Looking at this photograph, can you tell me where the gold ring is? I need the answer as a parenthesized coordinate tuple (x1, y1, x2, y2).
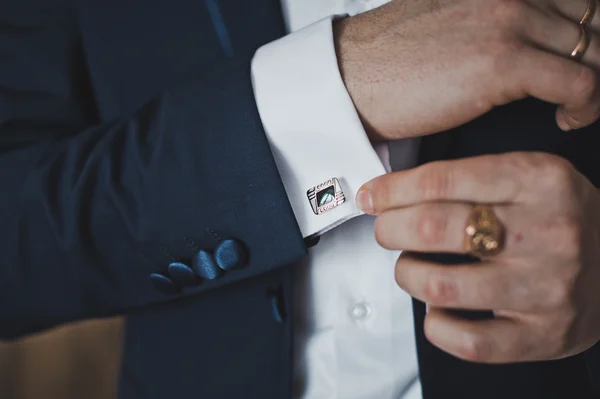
(464, 205, 504, 258)
(571, 26, 592, 61)
(580, 0, 597, 27)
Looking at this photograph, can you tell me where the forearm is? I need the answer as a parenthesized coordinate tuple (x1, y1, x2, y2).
(0, 56, 306, 339)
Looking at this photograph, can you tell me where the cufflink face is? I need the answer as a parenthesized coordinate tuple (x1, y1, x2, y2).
(307, 178, 345, 215)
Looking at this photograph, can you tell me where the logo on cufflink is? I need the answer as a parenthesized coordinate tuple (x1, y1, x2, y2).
(307, 178, 345, 215)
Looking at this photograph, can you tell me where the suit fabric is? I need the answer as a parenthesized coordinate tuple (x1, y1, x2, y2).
(0, 0, 599, 398)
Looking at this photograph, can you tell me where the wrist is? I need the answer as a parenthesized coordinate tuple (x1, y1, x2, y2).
(333, 17, 381, 141)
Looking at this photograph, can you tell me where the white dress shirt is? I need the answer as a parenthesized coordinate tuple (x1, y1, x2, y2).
(251, 1, 422, 398)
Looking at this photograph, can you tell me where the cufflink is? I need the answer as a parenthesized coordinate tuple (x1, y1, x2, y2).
(307, 178, 345, 215)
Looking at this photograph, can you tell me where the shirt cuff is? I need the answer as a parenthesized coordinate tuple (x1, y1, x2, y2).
(251, 16, 386, 238)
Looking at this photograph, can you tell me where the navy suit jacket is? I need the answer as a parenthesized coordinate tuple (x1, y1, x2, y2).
(1, 0, 600, 398)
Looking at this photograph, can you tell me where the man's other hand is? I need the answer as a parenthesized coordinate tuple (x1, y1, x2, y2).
(335, 0, 600, 141)
(359, 152, 600, 363)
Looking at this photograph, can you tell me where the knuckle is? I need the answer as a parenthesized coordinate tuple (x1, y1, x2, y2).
(491, 0, 526, 26)
(424, 275, 458, 304)
(541, 156, 574, 188)
(502, 152, 539, 196)
(415, 208, 448, 245)
(518, 153, 574, 193)
(417, 165, 453, 201)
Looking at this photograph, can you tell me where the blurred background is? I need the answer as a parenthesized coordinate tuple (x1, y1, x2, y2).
(0, 318, 123, 399)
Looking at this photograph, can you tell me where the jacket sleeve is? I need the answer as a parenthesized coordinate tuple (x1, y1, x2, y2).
(0, 56, 307, 339)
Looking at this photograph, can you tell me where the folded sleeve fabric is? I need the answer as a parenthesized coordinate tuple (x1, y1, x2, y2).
(251, 16, 388, 238)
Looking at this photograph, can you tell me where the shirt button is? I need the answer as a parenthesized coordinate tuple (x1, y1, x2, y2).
(350, 302, 371, 320)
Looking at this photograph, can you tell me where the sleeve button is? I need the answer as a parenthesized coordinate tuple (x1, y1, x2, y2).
(192, 250, 222, 280)
(214, 239, 248, 271)
(167, 262, 197, 286)
(149, 273, 180, 295)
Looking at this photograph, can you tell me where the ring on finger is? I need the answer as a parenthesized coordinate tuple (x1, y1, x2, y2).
(580, 0, 597, 28)
(571, 25, 592, 61)
(464, 205, 504, 258)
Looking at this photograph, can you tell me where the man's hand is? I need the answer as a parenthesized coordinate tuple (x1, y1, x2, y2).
(334, 0, 600, 141)
(357, 152, 600, 363)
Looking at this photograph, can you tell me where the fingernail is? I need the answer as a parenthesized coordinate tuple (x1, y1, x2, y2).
(356, 190, 374, 214)
(557, 119, 573, 132)
(557, 108, 573, 132)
